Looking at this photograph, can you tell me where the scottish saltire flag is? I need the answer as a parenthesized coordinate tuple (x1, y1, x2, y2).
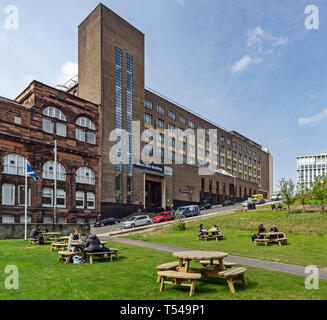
(27, 164, 39, 181)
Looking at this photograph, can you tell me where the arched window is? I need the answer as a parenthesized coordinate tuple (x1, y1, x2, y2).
(42, 107, 67, 137)
(2, 154, 28, 176)
(42, 161, 66, 181)
(76, 117, 96, 144)
(76, 167, 95, 185)
(43, 107, 66, 121)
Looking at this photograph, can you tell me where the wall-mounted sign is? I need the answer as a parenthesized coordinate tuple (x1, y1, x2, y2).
(179, 189, 193, 195)
(134, 162, 173, 176)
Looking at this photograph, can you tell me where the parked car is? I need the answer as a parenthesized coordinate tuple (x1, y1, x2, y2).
(152, 211, 175, 224)
(94, 218, 120, 227)
(175, 205, 200, 218)
(122, 215, 152, 229)
(242, 200, 254, 208)
(255, 199, 266, 205)
(222, 200, 234, 207)
(200, 203, 212, 211)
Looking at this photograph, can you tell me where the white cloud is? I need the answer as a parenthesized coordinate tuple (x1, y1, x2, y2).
(56, 61, 78, 85)
(307, 94, 317, 100)
(299, 108, 327, 126)
(246, 26, 288, 48)
(231, 54, 262, 73)
(176, 0, 185, 7)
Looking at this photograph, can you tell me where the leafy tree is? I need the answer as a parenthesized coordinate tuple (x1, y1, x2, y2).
(296, 184, 309, 213)
(311, 178, 327, 214)
(278, 178, 296, 214)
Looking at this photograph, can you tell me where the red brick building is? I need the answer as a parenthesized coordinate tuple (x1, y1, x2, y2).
(0, 81, 100, 224)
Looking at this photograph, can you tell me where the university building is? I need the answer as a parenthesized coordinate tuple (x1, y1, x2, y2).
(70, 4, 273, 218)
(297, 152, 327, 189)
(0, 82, 100, 224)
(0, 3, 273, 223)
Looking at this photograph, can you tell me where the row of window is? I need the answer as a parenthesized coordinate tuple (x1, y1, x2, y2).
(144, 104, 261, 160)
(1, 215, 96, 225)
(144, 112, 261, 159)
(2, 154, 95, 185)
(42, 107, 96, 144)
(1, 184, 95, 209)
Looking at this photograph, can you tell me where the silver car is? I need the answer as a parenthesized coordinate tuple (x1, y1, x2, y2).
(122, 215, 153, 229)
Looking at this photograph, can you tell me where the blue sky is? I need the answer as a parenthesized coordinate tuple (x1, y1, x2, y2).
(0, 0, 326, 189)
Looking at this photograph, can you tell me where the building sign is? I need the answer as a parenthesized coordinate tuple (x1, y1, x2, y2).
(134, 162, 173, 176)
(179, 189, 193, 195)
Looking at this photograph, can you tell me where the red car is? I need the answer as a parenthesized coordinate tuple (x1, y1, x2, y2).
(152, 211, 175, 223)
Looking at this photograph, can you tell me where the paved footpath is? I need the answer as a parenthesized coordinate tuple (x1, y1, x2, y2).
(102, 236, 327, 280)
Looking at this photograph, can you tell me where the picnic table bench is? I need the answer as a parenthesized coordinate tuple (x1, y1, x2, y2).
(86, 249, 119, 264)
(235, 207, 248, 213)
(29, 238, 40, 245)
(199, 229, 224, 241)
(200, 260, 237, 269)
(256, 232, 288, 246)
(57, 251, 77, 264)
(157, 271, 202, 297)
(51, 242, 68, 251)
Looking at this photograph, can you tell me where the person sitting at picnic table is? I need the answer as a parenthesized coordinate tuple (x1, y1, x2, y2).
(198, 224, 205, 237)
(278, 202, 283, 210)
(82, 234, 103, 258)
(211, 225, 220, 235)
(271, 203, 276, 210)
(270, 225, 279, 233)
(251, 224, 267, 242)
(29, 227, 44, 245)
(68, 229, 83, 252)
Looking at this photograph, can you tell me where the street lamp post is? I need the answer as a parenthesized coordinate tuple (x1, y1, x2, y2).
(54, 140, 57, 224)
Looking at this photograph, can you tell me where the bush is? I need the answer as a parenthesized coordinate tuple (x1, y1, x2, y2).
(173, 213, 186, 232)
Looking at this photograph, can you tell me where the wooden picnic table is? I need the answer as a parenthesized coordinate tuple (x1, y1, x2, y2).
(172, 250, 229, 273)
(58, 236, 70, 244)
(259, 232, 284, 239)
(70, 240, 109, 252)
(257, 232, 288, 246)
(200, 228, 224, 241)
(41, 232, 61, 241)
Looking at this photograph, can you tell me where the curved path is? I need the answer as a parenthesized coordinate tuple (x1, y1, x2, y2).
(101, 236, 327, 280)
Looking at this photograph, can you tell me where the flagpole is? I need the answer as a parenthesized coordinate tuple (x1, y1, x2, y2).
(24, 160, 28, 241)
(54, 139, 57, 224)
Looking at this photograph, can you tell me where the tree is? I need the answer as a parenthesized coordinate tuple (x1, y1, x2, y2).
(278, 178, 296, 215)
(296, 184, 309, 213)
(311, 178, 327, 214)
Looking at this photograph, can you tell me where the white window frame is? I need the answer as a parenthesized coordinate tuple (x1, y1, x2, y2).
(18, 185, 31, 206)
(56, 189, 66, 208)
(42, 161, 66, 181)
(2, 184, 15, 205)
(2, 154, 28, 176)
(2, 215, 14, 224)
(42, 188, 53, 207)
(76, 191, 84, 209)
(86, 192, 95, 209)
(76, 167, 95, 185)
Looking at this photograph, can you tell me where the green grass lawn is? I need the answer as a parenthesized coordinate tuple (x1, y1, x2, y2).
(0, 239, 326, 300)
(125, 210, 327, 268)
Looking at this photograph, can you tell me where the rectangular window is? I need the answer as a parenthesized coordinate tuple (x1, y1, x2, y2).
(42, 188, 53, 207)
(56, 123, 67, 137)
(168, 111, 176, 120)
(18, 186, 31, 206)
(14, 116, 21, 125)
(145, 99, 153, 109)
(157, 133, 165, 145)
(179, 116, 186, 125)
(87, 132, 96, 145)
(157, 119, 164, 129)
(169, 137, 175, 148)
(57, 189, 66, 208)
(20, 215, 31, 224)
(87, 192, 95, 209)
(2, 184, 15, 205)
(43, 119, 54, 134)
(76, 128, 85, 141)
(189, 120, 195, 129)
(2, 215, 14, 224)
(76, 191, 84, 209)
(144, 113, 153, 126)
(157, 105, 165, 115)
(168, 123, 175, 133)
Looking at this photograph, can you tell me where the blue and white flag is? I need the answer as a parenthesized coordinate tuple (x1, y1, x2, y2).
(27, 163, 39, 181)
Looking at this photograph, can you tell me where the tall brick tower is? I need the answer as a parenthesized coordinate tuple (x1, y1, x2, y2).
(78, 4, 145, 216)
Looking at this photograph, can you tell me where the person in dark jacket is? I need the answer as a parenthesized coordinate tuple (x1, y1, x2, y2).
(270, 225, 279, 233)
(211, 225, 220, 236)
(251, 224, 267, 242)
(198, 224, 205, 237)
(29, 227, 44, 244)
(83, 234, 102, 258)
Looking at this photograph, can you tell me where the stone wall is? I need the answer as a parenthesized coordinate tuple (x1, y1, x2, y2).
(0, 224, 91, 240)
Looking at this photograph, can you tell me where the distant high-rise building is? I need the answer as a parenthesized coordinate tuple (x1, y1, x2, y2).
(297, 152, 327, 189)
